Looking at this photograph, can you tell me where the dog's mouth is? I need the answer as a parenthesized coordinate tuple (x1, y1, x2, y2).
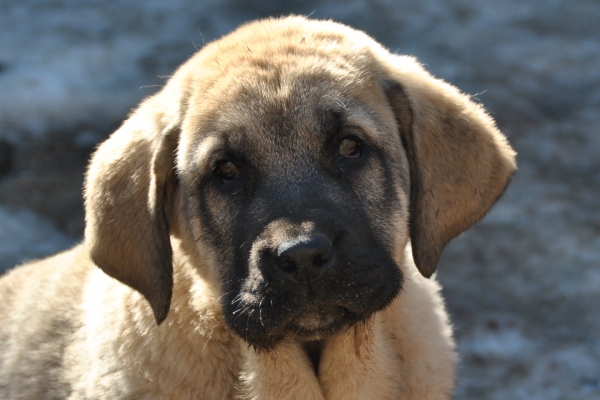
(221, 283, 385, 349)
(287, 305, 361, 340)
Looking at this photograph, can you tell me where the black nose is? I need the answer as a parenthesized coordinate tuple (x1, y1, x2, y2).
(275, 234, 333, 283)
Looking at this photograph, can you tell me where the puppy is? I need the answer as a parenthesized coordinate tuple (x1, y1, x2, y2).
(0, 16, 516, 399)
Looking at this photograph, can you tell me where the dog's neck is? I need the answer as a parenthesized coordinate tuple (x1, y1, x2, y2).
(302, 340, 324, 376)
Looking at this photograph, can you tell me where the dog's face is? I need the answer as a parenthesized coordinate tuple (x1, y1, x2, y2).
(84, 17, 516, 349)
(177, 74, 409, 347)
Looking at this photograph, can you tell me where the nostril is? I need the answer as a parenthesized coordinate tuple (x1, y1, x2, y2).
(274, 234, 333, 282)
(278, 257, 298, 274)
(312, 252, 330, 268)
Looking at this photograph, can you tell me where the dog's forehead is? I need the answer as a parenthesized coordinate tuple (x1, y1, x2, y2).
(186, 74, 397, 161)
(176, 22, 401, 170)
(184, 85, 390, 172)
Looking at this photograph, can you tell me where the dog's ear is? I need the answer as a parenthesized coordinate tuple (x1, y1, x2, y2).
(84, 95, 180, 324)
(383, 56, 517, 278)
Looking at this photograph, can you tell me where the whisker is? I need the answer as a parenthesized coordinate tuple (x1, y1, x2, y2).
(216, 290, 235, 302)
(233, 306, 251, 322)
(231, 293, 244, 305)
(245, 309, 255, 332)
(258, 297, 265, 327)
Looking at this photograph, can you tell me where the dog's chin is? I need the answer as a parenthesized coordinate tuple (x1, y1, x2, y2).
(286, 306, 362, 341)
(224, 265, 403, 350)
(230, 305, 364, 350)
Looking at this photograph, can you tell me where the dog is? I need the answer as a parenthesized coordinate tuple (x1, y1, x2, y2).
(0, 16, 516, 399)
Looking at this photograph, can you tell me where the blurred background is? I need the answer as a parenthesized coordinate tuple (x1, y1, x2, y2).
(1, 0, 599, 398)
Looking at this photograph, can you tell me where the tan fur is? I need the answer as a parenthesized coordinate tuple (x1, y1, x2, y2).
(0, 16, 515, 399)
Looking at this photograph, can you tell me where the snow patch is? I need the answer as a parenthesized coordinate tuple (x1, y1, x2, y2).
(0, 207, 76, 273)
(462, 327, 533, 359)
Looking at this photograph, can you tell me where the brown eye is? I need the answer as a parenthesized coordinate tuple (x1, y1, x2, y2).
(339, 137, 361, 159)
(214, 160, 239, 184)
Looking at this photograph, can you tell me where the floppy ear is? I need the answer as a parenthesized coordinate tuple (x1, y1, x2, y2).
(383, 56, 517, 278)
(84, 95, 179, 324)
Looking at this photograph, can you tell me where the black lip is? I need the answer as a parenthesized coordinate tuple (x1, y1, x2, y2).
(286, 306, 362, 338)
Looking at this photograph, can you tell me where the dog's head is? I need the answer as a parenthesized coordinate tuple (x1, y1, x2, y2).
(84, 17, 516, 349)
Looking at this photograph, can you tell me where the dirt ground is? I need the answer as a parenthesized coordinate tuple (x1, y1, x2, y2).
(1, 1, 599, 398)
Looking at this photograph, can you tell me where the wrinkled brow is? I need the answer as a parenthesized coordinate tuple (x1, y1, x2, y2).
(318, 101, 384, 145)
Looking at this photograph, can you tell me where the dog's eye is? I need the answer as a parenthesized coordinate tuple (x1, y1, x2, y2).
(214, 160, 239, 184)
(339, 137, 361, 159)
